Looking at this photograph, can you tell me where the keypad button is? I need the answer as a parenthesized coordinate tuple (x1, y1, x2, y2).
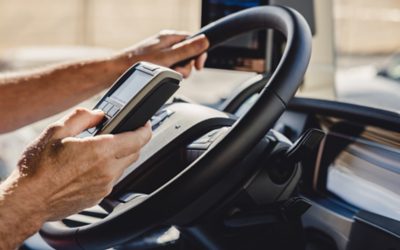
(87, 127, 96, 134)
(103, 103, 113, 113)
(98, 102, 107, 110)
(77, 130, 92, 138)
(108, 106, 119, 117)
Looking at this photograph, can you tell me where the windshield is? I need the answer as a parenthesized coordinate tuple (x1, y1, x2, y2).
(334, 0, 400, 112)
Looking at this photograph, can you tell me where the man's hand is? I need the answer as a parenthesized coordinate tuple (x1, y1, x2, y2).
(118, 30, 209, 78)
(19, 108, 152, 220)
(0, 108, 151, 249)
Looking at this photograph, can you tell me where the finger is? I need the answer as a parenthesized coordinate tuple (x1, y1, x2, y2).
(144, 121, 152, 129)
(195, 52, 208, 70)
(92, 124, 152, 159)
(112, 125, 152, 158)
(111, 152, 141, 184)
(157, 30, 190, 48)
(174, 60, 194, 78)
(162, 34, 209, 66)
(53, 108, 104, 139)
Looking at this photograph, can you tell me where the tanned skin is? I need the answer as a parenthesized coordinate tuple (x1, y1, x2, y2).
(0, 30, 208, 249)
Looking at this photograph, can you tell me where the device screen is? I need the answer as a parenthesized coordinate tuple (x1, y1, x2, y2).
(111, 70, 152, 104)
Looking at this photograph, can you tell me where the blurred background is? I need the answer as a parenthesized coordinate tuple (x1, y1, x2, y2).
(0, 0, 399, 62)
(0, 0, 399, 176)
(0, 0, 200, 51)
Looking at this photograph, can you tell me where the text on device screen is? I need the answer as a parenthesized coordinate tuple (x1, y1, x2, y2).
(111, 70, 152, 104)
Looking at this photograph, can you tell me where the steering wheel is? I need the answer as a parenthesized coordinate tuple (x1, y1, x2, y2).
(41, 5, 311, 249)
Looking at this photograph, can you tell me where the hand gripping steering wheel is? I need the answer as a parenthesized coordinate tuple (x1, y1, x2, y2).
(41, 6, 312, 249)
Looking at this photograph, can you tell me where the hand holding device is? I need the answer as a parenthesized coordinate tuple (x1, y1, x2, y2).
(4, 107, 151, 236)
(79, 62, 183, 137)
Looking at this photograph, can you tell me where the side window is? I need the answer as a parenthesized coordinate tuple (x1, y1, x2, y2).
(334, 0, 400, 112)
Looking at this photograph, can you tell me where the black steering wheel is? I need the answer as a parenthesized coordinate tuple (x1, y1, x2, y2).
(41, 5, 311, 249)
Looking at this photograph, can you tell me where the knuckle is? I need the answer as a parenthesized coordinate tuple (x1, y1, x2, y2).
(73, 107, 89, 116)
(50, 138, 67, 154)
(45, 123, 64, 138)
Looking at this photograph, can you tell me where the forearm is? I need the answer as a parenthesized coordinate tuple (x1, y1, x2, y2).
(0, 171, 46, 249)
(0, 53, 133, 133)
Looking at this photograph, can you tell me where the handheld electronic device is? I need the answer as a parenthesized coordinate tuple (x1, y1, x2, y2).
(79, 62, 182, 137)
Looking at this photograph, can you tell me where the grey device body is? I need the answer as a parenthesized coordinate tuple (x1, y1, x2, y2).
(80, 62, 182, 137)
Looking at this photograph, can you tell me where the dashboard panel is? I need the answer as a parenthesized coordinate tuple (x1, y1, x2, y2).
(269, 97, 400, 250)
(314, 118, 400, 221)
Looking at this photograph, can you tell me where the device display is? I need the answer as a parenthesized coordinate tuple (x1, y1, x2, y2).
(202, 0, 268, 72)
(111, 70, 152, 104)
(79, 62, 182, 137)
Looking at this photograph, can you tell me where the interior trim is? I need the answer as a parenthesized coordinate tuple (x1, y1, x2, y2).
(288, 97, 400, 132)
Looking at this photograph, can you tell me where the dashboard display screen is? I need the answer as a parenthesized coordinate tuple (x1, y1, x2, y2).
(111, 70, 152, 103)
(202, 0, 267, 72)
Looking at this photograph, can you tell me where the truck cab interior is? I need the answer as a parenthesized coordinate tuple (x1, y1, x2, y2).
(0, 0, 398, 250)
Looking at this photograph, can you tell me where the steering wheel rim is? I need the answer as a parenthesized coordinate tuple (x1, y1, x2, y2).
(41, 6, 312, 249)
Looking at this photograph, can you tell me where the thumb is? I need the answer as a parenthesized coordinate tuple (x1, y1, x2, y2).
(56, 108, 104, 138)
(162, 34, 209, 66)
